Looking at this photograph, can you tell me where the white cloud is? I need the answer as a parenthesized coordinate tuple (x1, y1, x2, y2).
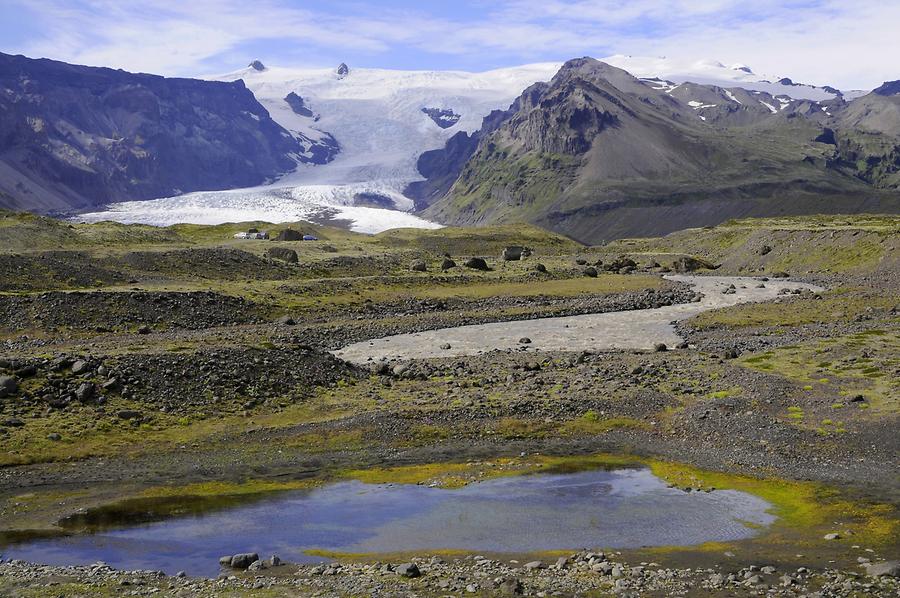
(7, 0, 898, 89)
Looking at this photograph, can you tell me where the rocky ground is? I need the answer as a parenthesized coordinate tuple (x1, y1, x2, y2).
(0, 213, 897, 596)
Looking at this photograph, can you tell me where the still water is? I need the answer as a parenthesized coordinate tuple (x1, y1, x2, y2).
(5, 467, 775, 577)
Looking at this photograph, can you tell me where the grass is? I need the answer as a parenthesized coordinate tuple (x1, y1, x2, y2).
(738, 329, 899, 413)
(689, 290, 897, 330)
(647, 460, 899, 546)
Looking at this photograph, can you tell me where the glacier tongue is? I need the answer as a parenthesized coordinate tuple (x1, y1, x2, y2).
(79, 62, 563, 232)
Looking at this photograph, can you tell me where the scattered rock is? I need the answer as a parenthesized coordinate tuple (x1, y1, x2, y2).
(75, 382, 95, 402)
(71, 360, 90, 375)
(865, 561, 900, 578)
(502, 246, 526, 261)
(464, 257, 489, 271)
(410, 260, 428, 272)
(518, 337, 532, 345)
(498, 577, 523, 595)
(523, 561, 545, 570)
(230, 553, 260, 569)
(532, 263, 547, 273)
(276, 315, 296, 326)
(395, 563, 420, 578)
(440, 258, 456, 270)
(0, 375, 17, 398)
(654, 343, 668, 352)
(582, 266, 598, 278)
(823, 533, 841, 540)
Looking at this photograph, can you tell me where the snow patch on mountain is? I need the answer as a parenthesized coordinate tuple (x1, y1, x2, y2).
(603, 54, 851, 101)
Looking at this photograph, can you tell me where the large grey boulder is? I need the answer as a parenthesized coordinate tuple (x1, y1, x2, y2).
(866, 561, 900, 578)
(395, 562, 421, 578)
(230, 553, 260, 569)
(502, 246, 525, 261)
(268, 247, 299, 263)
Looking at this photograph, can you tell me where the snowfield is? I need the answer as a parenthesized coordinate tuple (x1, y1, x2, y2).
(80, 56, 866, 233)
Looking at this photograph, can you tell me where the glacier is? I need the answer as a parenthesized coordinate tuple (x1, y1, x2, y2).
(80, 56, 865, 233)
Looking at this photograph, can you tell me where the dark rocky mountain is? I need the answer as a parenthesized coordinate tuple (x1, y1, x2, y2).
(418, 58, 900, 243)
(284, 92, 315, 118)
(421, 107, 461, 129)
(0, 52, 303, 213)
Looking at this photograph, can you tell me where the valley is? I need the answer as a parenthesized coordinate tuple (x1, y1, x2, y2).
(0, 211, 897, 596)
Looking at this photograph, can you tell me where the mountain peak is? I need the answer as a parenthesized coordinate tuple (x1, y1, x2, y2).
(872, 80, 900, 96)
(248, 60, 266, 72)
(336, 63, 350, 79)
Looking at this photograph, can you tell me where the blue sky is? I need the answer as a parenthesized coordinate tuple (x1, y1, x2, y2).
(1, 0, 897, 88)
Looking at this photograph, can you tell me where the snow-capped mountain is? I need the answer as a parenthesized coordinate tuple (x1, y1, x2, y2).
(601, 55, 863, 101)
(77, 56, 872, 233)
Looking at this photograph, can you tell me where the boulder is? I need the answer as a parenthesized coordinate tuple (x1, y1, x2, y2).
(267, 247, 299, 263)
(532, 263, 547, 273)
(395, 563, 421, 578)
(71, 360, 90, 375)
(498, 578, 523, 595)
(276, 315, 296, 326)
(672, 256, 715, 272)
(275, 229, 303, 241)
(75, 382, 95, 402)
(440, 258, 456, 270)
(230, 553, 260, 569)
(582, 266, 598, 278)
(410, 259, 428, 272)
(464, 257, 490, 271)
(865, 561, 900, 578)
(502, 246, 525, 261)
(654, 343, 668, 352)
(0, 375, 17, 398)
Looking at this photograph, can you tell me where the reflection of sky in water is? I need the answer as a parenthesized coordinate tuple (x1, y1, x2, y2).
(5, 468, 775, 577)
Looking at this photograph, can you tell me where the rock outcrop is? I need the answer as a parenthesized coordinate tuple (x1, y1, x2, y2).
(0, 52, 303, 213)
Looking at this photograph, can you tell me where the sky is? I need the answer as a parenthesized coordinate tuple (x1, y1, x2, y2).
(1, 0, 897, 89)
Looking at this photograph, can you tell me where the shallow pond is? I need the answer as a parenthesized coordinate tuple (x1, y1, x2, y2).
(4, 467, 776, 577)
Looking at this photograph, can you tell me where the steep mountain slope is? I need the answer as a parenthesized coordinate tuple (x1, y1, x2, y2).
(422, 58, 900, 243)
(829, 82, 900, 189)
(0, 53, 306, 213)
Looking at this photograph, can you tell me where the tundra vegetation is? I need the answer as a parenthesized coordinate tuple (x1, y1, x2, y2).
(0, 210, 897, 596)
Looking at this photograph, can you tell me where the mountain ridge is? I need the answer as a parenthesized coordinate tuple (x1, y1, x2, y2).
(419, 58, 900, 243)
(0, 52, 306, 213)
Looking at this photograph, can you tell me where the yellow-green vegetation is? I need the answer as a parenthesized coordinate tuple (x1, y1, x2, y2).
(689, 289, 898, 330)
(560, 413, 649, 435)
(739, 329, 899, 413)
(139, 479, 319, 500)
(648, 460, 899, 547)
(602, 214, 900, 276)
(0, 390, 356, 467)
(341, 454, 641, 489)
